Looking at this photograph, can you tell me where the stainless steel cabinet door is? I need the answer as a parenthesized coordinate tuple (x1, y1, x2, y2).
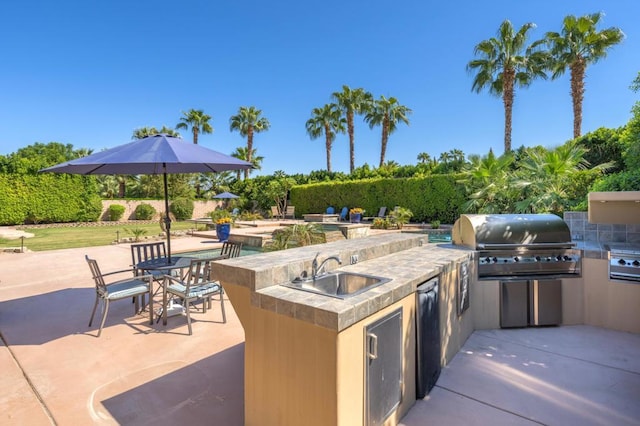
(365, 307, 403, 426)
(500, 280, 529, 328)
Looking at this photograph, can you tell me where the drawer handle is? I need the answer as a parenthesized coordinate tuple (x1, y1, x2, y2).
(366, 332, 378, 360)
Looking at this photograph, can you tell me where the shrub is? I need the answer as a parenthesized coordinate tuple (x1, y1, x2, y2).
(134, 203, 156, 220)
(431, 220, 441, 229)
(239, 211, 264, 221)
(210, 209, 232, 223)
(265, 223, 325, 251)
(126, 227, 147, 242)
(108, 204, 126, 221)
(170, 198, 194, 220)
(389, 207, 413, 229)
(372, 218, 391, 229)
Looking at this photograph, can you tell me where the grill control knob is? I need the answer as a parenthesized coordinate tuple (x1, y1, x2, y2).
(556, 255, 563, 261)
(563, 255, 572, 261)
(618, 258, 627, 265)
(546, 257, 552, 262)
(535, 256, 541, 262)
(633, 260, 640, 267)
(484, 257, 491, 263)
(492, 257, 498, 263)
(513, 256, 520, 262)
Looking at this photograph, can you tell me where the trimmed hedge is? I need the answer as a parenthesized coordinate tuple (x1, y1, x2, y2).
(0, 173, 102, 225)
(170, 198, 194, 220)
(290, 175, 466, 224)
(108, 204, 126, 221)
(134, 203, 157, 220)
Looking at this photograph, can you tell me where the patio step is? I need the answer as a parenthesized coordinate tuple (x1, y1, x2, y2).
(324, 230, 346, 243)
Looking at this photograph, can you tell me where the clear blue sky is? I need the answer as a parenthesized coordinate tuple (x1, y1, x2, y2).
(1, 1, 638, 176)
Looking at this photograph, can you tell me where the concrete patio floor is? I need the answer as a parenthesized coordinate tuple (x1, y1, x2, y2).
(1, 232, 639, 425)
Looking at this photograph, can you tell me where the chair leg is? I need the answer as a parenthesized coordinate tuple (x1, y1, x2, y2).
(185, 298, 193, 335)
(134, 295, 140, 313)
(97, 300, 110, 337)
(88, 295, 100, 327)
(220, 291, 226, 323)
(148, 290, 153, 325)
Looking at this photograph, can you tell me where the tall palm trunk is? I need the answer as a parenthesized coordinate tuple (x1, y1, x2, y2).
(324, 123, 332, 172)
(118, 177, 126, 198)
(502, 67, 515, 153)
(570, 57, 586, 139)
(192, 128, 199, 145)
(245, 127, 254, 180)
(379, 115, 390, 167)
(347, 110, 355, 173)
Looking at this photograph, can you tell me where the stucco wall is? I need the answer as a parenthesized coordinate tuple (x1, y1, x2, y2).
(100, 200, 223, 221)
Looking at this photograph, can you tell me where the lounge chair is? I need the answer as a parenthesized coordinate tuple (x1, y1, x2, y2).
(270, 206, 281, 219)
(364, 207, 387, 221)
(338, 207, 349, 221)
(285, 205, 295, 219)
(326, 206, 335, 214)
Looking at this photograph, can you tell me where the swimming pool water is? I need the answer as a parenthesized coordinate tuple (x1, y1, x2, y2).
(182, 246, 263, 259)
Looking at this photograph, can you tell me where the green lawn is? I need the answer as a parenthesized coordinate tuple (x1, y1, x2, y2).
(0, 222, 197, 251)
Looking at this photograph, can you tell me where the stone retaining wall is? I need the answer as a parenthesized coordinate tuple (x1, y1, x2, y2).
(16, 200, 223, 229)
(100, 199, 222, 221)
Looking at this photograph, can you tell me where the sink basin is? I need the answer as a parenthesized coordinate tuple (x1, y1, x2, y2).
(283, 272, 390, 299)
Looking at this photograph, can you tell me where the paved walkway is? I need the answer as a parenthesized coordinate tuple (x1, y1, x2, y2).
(1, 232, 639, 425)
(0, 226, 34, 240)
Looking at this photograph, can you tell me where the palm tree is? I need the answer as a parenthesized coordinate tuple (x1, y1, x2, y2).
(176, 109, 213, 144)
(73, 148, 94, 158)
(458, 149, 515, 213)
(305, 103, 346, 172)
(467, 20, 548, 152)
(546, 13, 624, 139)
(132, 126, 181, 139)
(229, 106, 270, 179)
(364, 96, 412, 167)
(331, 86, 373, 173)
(231, 146, 263, 180)
(513, 141, 612, 214)
(416, 152, 432, 164)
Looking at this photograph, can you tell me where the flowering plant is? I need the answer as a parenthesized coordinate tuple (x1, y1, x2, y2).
(349, 208, 364, 214)
(216, 217, 232, 225)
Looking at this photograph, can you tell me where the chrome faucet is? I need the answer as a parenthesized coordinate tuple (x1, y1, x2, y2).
(312, 252, 342, 280)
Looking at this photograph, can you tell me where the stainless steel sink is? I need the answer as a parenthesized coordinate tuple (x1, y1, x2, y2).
(282, 272, 390, 299)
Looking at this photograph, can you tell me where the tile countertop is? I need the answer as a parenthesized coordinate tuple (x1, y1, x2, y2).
(574, 241, 618, 259)
(214, 233, 473, 332)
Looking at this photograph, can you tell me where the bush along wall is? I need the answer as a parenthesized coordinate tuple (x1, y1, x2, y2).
(0, 173, 102, 225)
(290, 174, 466, 224)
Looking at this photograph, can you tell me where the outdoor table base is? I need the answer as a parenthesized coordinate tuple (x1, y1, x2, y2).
(136, 256, 192, 325)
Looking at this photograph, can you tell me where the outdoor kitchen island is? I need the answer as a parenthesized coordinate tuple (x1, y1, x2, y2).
(211, 233, 476, 426)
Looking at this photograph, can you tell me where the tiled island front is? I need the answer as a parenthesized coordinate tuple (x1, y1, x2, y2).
(212, 234, 475, 426)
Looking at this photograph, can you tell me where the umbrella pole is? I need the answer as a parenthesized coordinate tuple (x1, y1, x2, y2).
(163, 167, 172, 263)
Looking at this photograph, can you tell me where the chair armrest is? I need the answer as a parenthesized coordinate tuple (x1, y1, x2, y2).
(106, 274, 153, 288)
(101, 268, 136, 278)
(211, 254, 230, 261)
(163, 274, 183, 285)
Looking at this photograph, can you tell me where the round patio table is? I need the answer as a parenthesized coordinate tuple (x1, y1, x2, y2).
(136, 256, 194, 322)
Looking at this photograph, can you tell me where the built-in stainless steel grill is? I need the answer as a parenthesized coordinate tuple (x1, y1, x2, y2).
(607, 244, 640, 283)
(452, 214, 582, 281)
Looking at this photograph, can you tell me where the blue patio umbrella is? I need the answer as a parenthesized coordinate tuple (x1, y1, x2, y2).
(41, 134, 252, 261)
(213, 191, 240, 199)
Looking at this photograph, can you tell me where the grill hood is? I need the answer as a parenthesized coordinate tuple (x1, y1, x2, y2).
(452, 214, 572, 249)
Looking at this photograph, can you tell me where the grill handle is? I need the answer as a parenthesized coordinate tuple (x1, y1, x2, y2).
(477, 242, 575, 250)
